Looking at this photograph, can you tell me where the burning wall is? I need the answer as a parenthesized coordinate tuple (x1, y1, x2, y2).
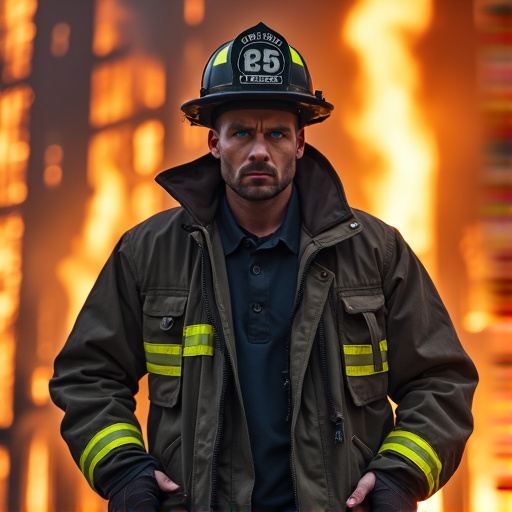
(0, 1, 501, 511)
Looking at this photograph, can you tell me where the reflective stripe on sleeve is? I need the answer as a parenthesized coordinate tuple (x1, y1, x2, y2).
(144, 342, 182, 376)
(344, 339, 388, 376)
(378, 430, 442, 496)
(183, 324, 214, 357)
(79, 423, 145, 491)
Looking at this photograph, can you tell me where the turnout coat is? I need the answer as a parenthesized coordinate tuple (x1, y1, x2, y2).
(50, 144, 478, 511)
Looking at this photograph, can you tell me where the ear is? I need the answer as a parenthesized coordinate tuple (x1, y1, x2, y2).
(295, 128, 306, 159)
(208, 129, 221, 159)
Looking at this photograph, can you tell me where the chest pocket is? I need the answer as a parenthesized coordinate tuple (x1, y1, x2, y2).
(338, 291, 388, 406)
(143, 291, 214, 407)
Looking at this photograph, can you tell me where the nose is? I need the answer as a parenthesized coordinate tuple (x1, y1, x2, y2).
(248, 135, 270, 162)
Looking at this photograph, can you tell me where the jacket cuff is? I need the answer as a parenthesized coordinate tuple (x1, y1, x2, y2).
(104, 459, 156, 499)
(372, 470, 418, 505)
(367, 452, 428, 501)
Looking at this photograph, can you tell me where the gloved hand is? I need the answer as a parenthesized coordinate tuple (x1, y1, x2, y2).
(367, 476, 417, 512)
(108, 474, 164, 512)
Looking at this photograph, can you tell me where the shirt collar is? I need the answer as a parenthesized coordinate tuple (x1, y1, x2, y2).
(217, 186, 301, 256)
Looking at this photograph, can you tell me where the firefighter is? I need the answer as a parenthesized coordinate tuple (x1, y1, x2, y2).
(50, 22, 478, 512)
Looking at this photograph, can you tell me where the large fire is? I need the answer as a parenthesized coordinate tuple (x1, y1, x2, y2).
(0, 0, 505, 510)
(342, 0, 439, 509)
(342, 0, 438, 273)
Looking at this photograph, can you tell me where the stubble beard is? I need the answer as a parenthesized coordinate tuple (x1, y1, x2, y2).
(221, 158, 296, 201)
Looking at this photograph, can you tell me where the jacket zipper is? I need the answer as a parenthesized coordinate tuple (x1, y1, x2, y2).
(284, 246, 321, 422)
(318, 318, 345, 443)
(284, 245, 321, 509)
(183, 224, 229, 506)
(284, 223, 359, 421)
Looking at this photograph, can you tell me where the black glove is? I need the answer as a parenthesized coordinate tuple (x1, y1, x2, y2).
(108, 474, 164, 512)
(367, 476, 417, 512)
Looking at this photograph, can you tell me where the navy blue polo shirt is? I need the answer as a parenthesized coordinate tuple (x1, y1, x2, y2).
(217, 187, 300, 511)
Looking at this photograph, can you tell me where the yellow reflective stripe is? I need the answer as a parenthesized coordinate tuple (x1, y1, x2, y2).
(183, 324, 214, 357)
(184, 345, 214, 356)
(213, 45, 230, 66)
(143, 342, 182, 355)
(87, 436, 144, 491)
(79, 423, 144, 490)
(379, 431, 442, 495)
(144, 326, 214, 375)
(146, 361, 181, 376)
(144, 342, 182, 375)
(344, 339, 387, 355)
(345, 361, 388, 376)
(344, 340, 388, 376)
(289, 46, 304, 66)
(183, 324, 214, 338)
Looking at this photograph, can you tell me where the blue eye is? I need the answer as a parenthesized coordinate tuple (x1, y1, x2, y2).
(270, 131, 283, 138)
(235, 130, 248, 137)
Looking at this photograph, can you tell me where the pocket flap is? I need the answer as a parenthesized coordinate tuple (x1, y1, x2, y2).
(340, 293, 384, 313)
(143, 293, 188, 317)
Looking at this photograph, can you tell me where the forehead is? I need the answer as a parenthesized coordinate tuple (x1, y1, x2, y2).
(215, 108, 298, 129)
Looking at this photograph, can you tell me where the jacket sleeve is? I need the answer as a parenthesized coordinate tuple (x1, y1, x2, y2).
(49, 232, 156, 498)
(366, 227, 478, 500)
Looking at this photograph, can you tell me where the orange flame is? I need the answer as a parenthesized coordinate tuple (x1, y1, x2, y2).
(342, 0, 438, 273)
(57, 128, 130, 332)
(0, 0, 38, 83)
(0, 85, 33, 206)
(343, 1, 441, 510)
(25, 435, 49, 512)
(0, 213, 24, 428)
(184, 0, 204, 26)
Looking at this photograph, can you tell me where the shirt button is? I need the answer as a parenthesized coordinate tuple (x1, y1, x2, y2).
(244, 238, 252, 248)
(252, 265, 261, 275)
(252, 303, 262, 313)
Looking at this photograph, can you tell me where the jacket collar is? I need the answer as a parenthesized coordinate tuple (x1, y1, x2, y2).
(155, 143, 354, 238)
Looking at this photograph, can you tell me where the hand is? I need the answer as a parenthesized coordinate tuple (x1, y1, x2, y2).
(108, 474, 164, 512)
(346, 471, 376, 510)
(108, 470, 180, 512)
(365, 475, 417, 512)
(155, 470, 179, 493)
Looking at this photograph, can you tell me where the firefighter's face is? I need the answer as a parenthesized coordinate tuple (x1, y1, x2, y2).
(208, 109, 305, 201)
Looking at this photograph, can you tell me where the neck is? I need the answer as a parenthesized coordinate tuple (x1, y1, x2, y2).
(225, 184, 292, 237)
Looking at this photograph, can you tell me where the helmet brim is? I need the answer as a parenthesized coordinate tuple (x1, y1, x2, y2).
(181, 90, 334, 128)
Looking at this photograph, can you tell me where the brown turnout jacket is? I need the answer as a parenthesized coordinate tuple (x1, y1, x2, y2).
(50, 144, 478, 511)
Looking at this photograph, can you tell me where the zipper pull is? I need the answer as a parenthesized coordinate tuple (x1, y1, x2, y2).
(332, 413, 344, 444)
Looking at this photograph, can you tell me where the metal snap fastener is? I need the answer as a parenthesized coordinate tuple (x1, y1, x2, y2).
(252, 265, 261, 275)
(160, 316, 174, 331)
(252, 303, 262, 313)
(349, 221, 359, 230)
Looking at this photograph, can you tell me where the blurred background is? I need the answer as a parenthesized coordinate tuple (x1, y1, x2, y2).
(0, 0, 510, 510)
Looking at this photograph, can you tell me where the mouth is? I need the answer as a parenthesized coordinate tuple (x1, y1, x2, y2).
(241, 163, 276, 179)
(244, 171, 272, 178)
